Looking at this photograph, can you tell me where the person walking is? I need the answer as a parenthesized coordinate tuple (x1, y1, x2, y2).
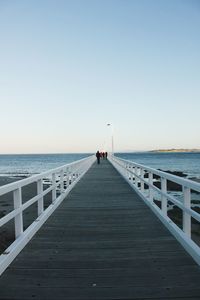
(96, 150, 101, 164)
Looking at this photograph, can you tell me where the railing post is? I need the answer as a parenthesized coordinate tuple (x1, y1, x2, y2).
(72, 173, 76, 183)
(132, 166, 135, 184)
(52, 173, 56, 203)
(68, 167, 72, 185)
(65, 168, 69, 187)
(60, 169, 64, 193)
(64, 167, 69, 189)
(124, 164, 127, 178)
(137, 167, 141, 190)
(13, 188, 23, 238)
(37, 179, 44, 216)
(131, 166, 134, 183)
(135, 167, 138, 187)
(183, 187, 191, 238)
(126, 165, 129, 179)
(128, 165, 132, 181)
(149, 172, 153, 202)
(161, 177, 167, 216)
(140, 168, 144, 193)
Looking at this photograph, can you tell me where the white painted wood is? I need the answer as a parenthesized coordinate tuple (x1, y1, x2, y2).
(183, 186, 191, 238)
(161, 177, 167, 216)
(13, 188, 23, 239)
(140, 168, 144, 192)
(52, 173, 56, 203)
(149, 173, 153, 202)
(135, 167, 138, 187)
(60, 170, 64, 193)
(37, 179, 44, 216)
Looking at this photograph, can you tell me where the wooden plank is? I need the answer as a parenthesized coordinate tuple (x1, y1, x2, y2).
(0, 285, 200, 299)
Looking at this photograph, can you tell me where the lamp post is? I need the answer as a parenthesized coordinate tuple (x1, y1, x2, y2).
(107, 123, 114, 154)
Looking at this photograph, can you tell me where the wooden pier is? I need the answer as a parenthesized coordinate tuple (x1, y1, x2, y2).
(0, 159, 200, 299)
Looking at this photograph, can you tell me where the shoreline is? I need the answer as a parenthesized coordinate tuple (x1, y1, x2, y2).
(150, 149, 200, 153)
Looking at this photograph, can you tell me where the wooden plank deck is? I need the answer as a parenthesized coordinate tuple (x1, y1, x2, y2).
(0, 159, 200, 299)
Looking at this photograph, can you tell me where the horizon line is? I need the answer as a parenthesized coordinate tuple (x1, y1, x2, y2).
(0, 148, 199, 155)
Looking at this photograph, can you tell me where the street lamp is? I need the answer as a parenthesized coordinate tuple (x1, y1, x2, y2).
(107, 123, 114, 154)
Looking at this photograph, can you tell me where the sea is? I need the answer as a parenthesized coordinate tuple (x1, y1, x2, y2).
(116, 152, 200, 179)
(0, 153, 91, 177)
(0, 152, 199, 179)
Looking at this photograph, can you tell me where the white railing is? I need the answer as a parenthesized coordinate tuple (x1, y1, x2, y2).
(0, 155, 95, 275)
(109, 155, 200, 266)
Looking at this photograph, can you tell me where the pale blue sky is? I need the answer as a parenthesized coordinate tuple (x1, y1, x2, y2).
(0, 0, 199, 153)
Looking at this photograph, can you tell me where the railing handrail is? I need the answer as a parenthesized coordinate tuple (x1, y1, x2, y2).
(114, 156, 200, 192)
(0, 155, 94, 196)
(109, 154, 200, 266)
(0, 154, 95, 275)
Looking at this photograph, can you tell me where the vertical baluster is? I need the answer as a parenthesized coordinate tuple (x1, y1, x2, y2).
(126, 165, 129, 179)
(183, 186, 191, 238)
(129, 165, 131, 181)
(149, 172, 153, 202)
(128, 165, 130, 179)
(132, 166, 135, 184)
(72, 172, 76, 183)
(71, 167, 74, 184)
(64, 168, 67, 189)
(137, 167, 141, 190)
(52, 173, 56, 203)
(65, 168, 69, 187)
(135, 167, 138, 188)
(141, 168, 144, 193)
(161, 177, 167, 215)
(66, 167, 70, 185)
(37, 179, 44, 216)
(60, 169, 64, 193)
(13, 188, 23, 238)
(131, 166, 134, 183)
(123, 163, 126, 178)
(69, 167, 72, 184)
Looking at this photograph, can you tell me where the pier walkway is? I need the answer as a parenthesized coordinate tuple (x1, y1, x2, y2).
(1, 160, 200, 299)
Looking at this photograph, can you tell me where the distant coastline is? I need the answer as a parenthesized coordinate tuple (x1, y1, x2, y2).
(150, 149, 200, 153)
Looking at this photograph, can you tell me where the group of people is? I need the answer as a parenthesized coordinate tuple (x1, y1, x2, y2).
(96, 151, 108, 164)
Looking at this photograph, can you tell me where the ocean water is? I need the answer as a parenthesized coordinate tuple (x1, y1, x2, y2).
(0, 153, 92, 176)
(117, 152, 200, 203)
(117, 152, 200, 178)
(0, 152, 199, 179)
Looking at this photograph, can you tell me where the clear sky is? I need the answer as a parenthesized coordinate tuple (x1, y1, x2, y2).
(0, 0, 199, 154)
